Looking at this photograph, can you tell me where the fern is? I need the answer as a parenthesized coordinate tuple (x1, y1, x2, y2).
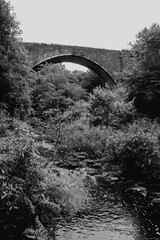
(23, 227, 36, 239)
(34, 216, 48, 240)
(23, 216, 49, 240)
(41, 198, 60, 212)
(24, 196, 36, 216)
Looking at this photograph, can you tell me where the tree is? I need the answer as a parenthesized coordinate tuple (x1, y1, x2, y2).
(125, 23, 160, 117)
(32, 63, 88, 118)
(0, 0, 32, 119)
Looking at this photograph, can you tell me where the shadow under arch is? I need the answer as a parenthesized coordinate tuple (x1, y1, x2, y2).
(33, 54, 117, 87)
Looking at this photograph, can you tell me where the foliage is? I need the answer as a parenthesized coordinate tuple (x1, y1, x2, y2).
(2, 5, 160, 237)
(0, 122, 40, 238)
(61, 119, 122, 161)
(115, 118, 160, 181)
(0, 103, 10, 136)
(0, 180, 36, 239)
(41, 167, 90, 220)
(60, 117, 160, 182)
(0, 117, 92, 239)
(125, 23, 160, 117)
(0, 0, 33, 119)
(22, 216, 49, 240)
(88, 86, 111, 126)
(32, 63, 87, 118)
(62, 100, 89, 123)
(88, 85, 135, 127)
(74, 69, 106, 93)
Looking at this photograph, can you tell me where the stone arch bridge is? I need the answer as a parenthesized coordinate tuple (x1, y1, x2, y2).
(24, 42, 130, 86)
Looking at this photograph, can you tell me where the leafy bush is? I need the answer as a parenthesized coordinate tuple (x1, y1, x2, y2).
(61, 120, 119, 159)
(0, 126, 42, 238)
(124, 23, 160, 117)
(116, 119, 160, 181)
(0, 117, 92, 239)
(60, 117, 160, 183)
(88, 87, 111, 126)
(88, 85, 135, 127)
(62, 100, 89, 123)
(0, 178, 36, 239)
(40, 167, 90, 220)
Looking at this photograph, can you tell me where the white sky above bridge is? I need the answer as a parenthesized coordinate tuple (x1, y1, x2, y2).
(8, 0, 160, 71)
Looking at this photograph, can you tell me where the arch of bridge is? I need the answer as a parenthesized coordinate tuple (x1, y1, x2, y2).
(33, 54, 117, 87)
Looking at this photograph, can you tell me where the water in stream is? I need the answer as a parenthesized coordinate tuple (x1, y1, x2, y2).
(54, 189, 147, 240)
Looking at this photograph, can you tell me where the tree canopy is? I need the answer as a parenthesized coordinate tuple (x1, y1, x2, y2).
(126, 23, 160, 117)
(0, 0, 32, 118)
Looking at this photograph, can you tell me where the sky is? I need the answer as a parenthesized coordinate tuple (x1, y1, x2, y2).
(8, 0, 160, 70)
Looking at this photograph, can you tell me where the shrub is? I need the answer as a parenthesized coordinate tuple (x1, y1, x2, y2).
(61, 120, 121, 160)
(117, 119, 160, 182)
(62, 100, 89, 123)
(61, 117, 160, 184)
(40, 167, 90, 220)
(88, 85, 135, 127)
(0, 117, 92, 238)
(0, 123, 44, 238)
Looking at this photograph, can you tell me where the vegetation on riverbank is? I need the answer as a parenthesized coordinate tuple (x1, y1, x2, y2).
(1, 0, 160, 239)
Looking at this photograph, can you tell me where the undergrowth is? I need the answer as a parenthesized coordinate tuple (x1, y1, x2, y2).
(0, 117, 91, 239)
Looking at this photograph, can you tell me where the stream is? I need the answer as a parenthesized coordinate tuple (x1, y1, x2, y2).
(54, 188, 149, 240)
